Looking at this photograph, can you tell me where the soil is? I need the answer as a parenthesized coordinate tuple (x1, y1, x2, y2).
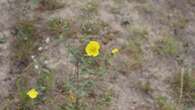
(0, 0, 195, 110)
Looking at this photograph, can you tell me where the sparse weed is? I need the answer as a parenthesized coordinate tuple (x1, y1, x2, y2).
(16, 77, 32, 109)
(97, 89, 113, 105)
(171, 17, 189, 29)
(115, 37, 143, 73)
(0, 36, 6, 44)
(81, 19, 107, 35)
(12, 20, 39, 68)
(128, 25, 149, 40)
(156, 96, 176, 110)
(154, 36, 183, 56)
(10, 1, 114, 109)
(37, 68, 54, 95)
(124, 38, 144, 70)
(15, 65, 55, 109)
(171, 69, 195, 106)
(48, 18, 70, 35)
(114, 25, 147, 72)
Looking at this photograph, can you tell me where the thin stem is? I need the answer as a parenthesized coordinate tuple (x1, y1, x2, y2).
(75, 62, 80, 109)
(179, 67, 184, 105)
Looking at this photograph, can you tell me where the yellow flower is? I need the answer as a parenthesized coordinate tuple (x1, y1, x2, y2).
(85, 41, 100, 57)
(68, 90, 76, 103)
(112, 48, 119, 54)
(27, 89, 39, 99)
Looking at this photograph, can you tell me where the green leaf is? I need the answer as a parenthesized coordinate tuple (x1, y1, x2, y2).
(0, 37, 6, 44)
(31, 0, 40, 5)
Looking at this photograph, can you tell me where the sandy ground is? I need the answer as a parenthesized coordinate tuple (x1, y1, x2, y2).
(0, 0, 195, 110)
(0, 0, 14, 102)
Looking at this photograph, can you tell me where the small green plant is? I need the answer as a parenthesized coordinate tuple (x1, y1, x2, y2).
(16, 76, 32, 109)
(114, 25, 147, 73)
(0, 36, 6, 44)
(60, 40, 111, 110)
(37, 68, 54, 95)
(97, 89, 113, 106)
(124, 38, 144, 70)
(81, 19, 106, 35)
(48, 18, 70, 35)
(10, 19, 42, 109)
(13, 20, 39, 65)
(156, 96, 176, 110)
(171, 17, 189, 29)
(14, 64, 55, 110)
(154, 36, 182, 56)
(115, 35, 144, 73)
(129, 39, 143, 59)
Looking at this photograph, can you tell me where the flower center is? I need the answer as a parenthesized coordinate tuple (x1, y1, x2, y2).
(90, 46, 98, 53)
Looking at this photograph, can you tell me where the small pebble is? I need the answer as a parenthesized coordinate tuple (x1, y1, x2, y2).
(34, 65, 39, 69)
(44, 60, 48, 64)
(31, 55, 35, 59)
(38, 47, 43, 51)
(45, 37, 50, 43)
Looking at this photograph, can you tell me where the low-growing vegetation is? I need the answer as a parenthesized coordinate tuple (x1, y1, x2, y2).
(172, 68, 195, 107)
(154, 36, 183, 57)
(11, 20, 40, 73)
(156, 96, 176, 110)
(1, 0, 195, 110)
(48, 18, 70, 35)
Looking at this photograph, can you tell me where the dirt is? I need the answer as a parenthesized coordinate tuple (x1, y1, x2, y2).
(0, 0, 195, 110)
(0, 0, 15, 104)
